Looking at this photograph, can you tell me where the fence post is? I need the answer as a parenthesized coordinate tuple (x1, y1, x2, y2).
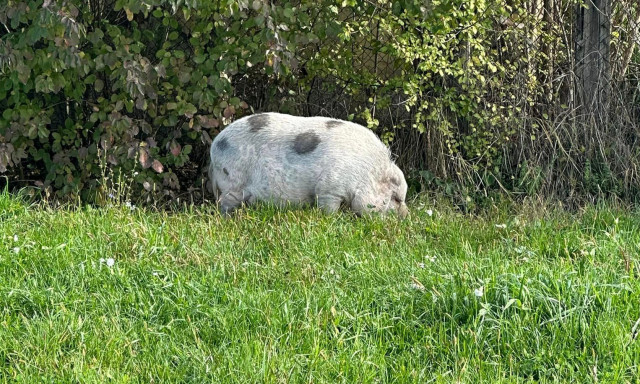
(575, 0, 611, 118)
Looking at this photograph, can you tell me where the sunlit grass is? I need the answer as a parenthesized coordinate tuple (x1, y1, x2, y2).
(1, 189, 639, 382)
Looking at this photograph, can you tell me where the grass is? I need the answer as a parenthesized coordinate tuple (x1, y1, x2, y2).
(1, 188, 640, 383)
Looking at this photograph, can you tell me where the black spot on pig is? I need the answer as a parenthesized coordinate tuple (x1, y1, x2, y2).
(293, 131, 321, 154)
(247, 113, 270, 132)
(326, 120, 343, 129)
(216, 138, 229, 151)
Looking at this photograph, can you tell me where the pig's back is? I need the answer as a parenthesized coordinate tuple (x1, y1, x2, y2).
(219, 113, 389, 161)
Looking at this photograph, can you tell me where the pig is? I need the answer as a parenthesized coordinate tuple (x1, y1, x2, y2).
(208, 112, 409, 218)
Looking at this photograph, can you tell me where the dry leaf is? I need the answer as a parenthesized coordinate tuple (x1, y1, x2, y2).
(151, 160, 163, 173)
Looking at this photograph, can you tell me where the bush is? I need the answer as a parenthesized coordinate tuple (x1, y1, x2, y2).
(1, 0, 639, 204)
(0, 0, 326, 202)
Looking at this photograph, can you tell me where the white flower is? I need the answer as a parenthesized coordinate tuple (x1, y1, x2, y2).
(13, 234, 18, 242)
(133, 172, 139, 176)
(410, 283, 425, 291)
(125, 201, 136, 211)
(474, 286, 484, 297)
(427, 255, 437, 262)
(99, 258, 115, 267)
(426, 209, 433, 217)
(495, 224, 507, 229)
(152, 271, 159, 276)
(418, 262, 425, 269)
(12, 247, 19, 254)
(108, 193, 115, 199)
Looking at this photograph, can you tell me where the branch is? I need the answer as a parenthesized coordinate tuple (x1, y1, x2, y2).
(616, 5, 640, 80)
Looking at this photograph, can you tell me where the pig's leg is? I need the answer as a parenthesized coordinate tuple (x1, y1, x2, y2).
(316, 194, 343, 214)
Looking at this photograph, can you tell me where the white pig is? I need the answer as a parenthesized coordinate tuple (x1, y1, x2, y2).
(209, 112, 409, 218)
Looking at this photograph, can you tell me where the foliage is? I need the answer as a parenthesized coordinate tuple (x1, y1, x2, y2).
(0, 0, 328, 201)
(297, 0, 640, 202)
(0, 0, 639, 202)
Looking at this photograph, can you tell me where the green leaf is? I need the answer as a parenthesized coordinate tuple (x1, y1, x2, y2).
(94, 79, 104, 93)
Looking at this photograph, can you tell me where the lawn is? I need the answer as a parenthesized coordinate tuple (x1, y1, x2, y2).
(1, 189, 639, 383)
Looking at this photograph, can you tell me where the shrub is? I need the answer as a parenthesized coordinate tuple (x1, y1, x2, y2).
(1, 0, 639, 204)
(0, 0, 325, 201)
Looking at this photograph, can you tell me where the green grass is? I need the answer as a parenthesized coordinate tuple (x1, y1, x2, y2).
(1, 189, 640, 383)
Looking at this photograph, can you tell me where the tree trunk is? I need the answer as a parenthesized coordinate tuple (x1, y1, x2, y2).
(575, 0, 611, 118)
(543, 0, 555, 104)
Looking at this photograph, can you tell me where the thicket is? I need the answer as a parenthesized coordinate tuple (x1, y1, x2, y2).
(0, 0, 639, 205)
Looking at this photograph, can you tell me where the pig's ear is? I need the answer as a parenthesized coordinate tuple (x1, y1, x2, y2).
(388, 175, 401, 186)
(384, 165, 402, 186)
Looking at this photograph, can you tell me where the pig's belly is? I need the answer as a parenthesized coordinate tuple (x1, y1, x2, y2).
(245, 158, 322, 205)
